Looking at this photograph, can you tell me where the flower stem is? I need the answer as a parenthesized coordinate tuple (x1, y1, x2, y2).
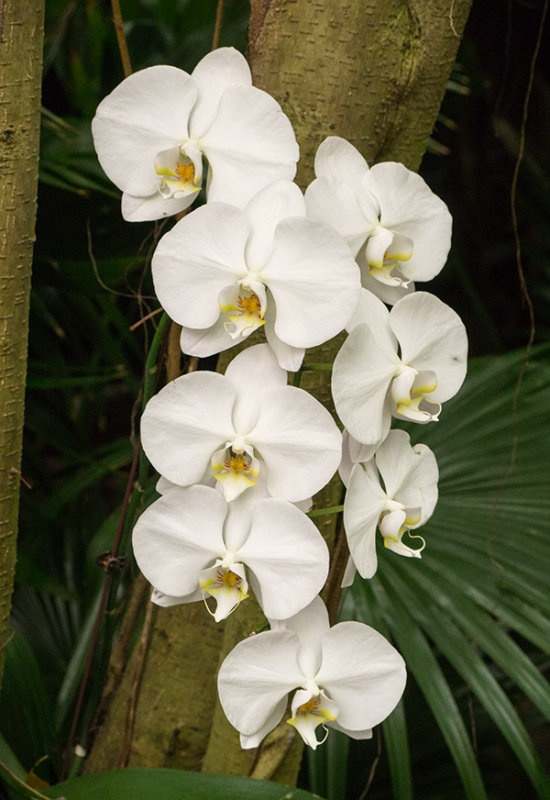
(307, 504, 344, 518)
(110, 0, 132, 78)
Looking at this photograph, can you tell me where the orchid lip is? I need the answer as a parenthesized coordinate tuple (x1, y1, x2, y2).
(219, 281, 267, 341)
(154, 142, 203, 199)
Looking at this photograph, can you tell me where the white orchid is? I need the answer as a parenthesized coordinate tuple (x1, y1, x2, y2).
(332, 289, 467, 447)
(152, 180, 361, 371)
(305, 136, 452, 304)
(132, 484, 329, 622)
(141, 344, 342, 503)
(91, 48, 298, 221)
(217, 597, 406, 749)
(341, 429, 438, 580)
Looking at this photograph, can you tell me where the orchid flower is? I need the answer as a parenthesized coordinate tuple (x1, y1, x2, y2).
(92, 48, 298, 221)
(132, 484, 329, 622)
(341, 429, 438, 580)
(332, 289, 467, 446)
(305, 136, 452, 304)
(152, 180, 361, 371)
(217, 597, 406, 749)
(141, 344, 342, 503)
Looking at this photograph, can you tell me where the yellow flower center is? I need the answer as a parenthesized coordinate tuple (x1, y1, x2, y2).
(218, 568, 243, 588)
(239, 294, 262, 315)
(298, 697, 319, 714)
(175, 161, 196, 183)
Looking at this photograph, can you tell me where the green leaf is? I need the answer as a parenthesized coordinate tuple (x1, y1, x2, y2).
(354, 582, 488, 800)
(42, 768, 326, 800)
(349, 347, 550, 797)
(379, 566, 550, 798)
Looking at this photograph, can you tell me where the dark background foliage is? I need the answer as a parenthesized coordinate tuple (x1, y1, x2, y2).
(1, 1, 549, 798)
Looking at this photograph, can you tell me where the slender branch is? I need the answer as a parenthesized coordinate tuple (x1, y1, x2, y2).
(211, 0, 225, 50)
(118, 599, 158, 767)
(321, 512, 350, 626)
(111, 0, 132, 77)
(61, 441, 141, 779)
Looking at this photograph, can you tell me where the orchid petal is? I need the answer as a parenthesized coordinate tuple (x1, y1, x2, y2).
(132, 486, 226, 597)
(152, 203, 249, 329)
(389, 292, 468, 403)
(343, 463, 385, 579)
(217, 629, 303, 736)
(313, 136, 370, 192)
(341, 555, 357, 588)
(385, 530, 425, 558)
(249, 385, 342, 502)
(375, 429, 439, 521)
(288, 689, 338, 749)
(345, 289, 396, 346)
(239, 698, 289, 749)
(316, 621, 406, 730)
(211, 444, 260, 501)
(332, 323, 395, 446)
(92, 66, 197, 196)
(328, 721, 373, 740)
(358, 264, 414, 305)
(264, 310, 306, 371)
(305, 176, 372, 257)
(339, 430, 378, 488)
(188, 47, 251, 138)
(244, 180, 306, 268)
(379, 508, 407, 539)
(121, 189, 196, 222)
(364, 227, 394, 270)
(261, 218, 361, 348)
(367, 162, 452, 282)
(224, 344, 287, 435)
(280, 597, 330, 679)
(179, 318, 234, 359)
(151, 586, 203, 607)
(239, 499, 329, 620)
(199, 561, 249, 622)
(202, 86, 298, 206)
(141, 371, 236, 485)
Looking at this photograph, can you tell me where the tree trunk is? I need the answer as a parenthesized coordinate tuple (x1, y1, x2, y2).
(85, 0, 472, 782)
(0, 0, 45, 688)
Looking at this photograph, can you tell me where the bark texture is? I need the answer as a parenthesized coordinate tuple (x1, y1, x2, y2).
(0, 0, 44, 687)
(85, 0, 471, 782)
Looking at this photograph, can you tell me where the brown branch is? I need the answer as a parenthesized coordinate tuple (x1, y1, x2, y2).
(211, 0, 225, 50)
(111, 0, 132, 77)
(118, 598, 158, 767)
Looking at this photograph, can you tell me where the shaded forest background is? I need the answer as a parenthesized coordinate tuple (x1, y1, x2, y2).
(1, 1, 549, 799)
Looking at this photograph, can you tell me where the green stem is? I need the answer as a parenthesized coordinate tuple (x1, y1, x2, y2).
(307, 504, 344, 518)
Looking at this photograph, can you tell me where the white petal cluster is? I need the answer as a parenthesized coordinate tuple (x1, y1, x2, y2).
(141, 344, 342, 502)
(341, 429, 439, 580)
(305, 136, 452, 304)
(92, 48, 299, 221)
(152, 180, 360, 370)
(132, 485, 329, 622)
(332, 289, 468, 447)
(92, 47, 469, 753)
(218, 597, 406, 749)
